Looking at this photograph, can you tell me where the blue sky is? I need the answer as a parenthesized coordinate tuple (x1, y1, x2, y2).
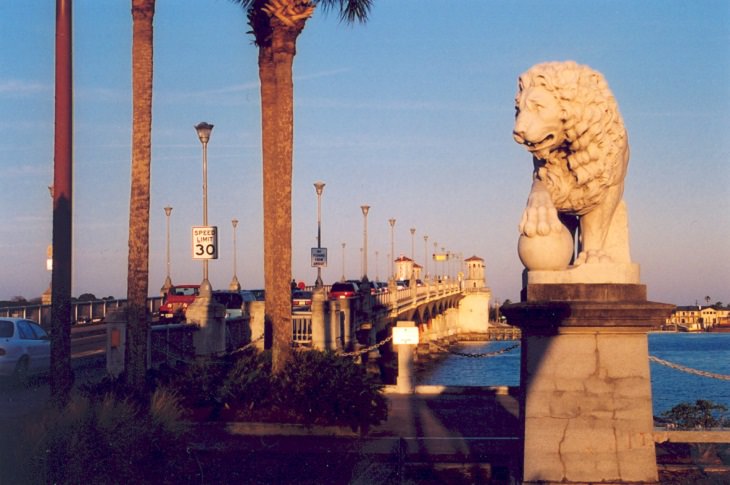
(1, 0, 728, 305)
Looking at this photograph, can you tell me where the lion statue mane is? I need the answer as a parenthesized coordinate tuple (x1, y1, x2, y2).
(513, 61, 631, 267)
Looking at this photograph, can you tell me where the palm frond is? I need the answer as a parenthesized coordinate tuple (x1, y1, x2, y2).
(316, 0, 372, 23)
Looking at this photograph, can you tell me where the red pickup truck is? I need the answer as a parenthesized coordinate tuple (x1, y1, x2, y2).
(159, 284, 200, 323)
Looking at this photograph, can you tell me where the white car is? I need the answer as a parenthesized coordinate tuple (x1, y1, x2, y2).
(0, 318, 50, 382)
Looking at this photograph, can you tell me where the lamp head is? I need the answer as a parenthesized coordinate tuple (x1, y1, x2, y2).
(195, 122, 214, 144)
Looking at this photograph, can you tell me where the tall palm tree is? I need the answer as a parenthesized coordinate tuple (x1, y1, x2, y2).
(232, 0, 372, 373)
(233, 0, 372, 372)
(126, 0, 156, 390)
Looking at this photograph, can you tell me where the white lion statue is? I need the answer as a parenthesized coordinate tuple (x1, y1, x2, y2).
(513, 61, 631, 270)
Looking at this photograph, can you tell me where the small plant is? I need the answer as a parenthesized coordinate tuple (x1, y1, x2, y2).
(660, 399, 728, 429)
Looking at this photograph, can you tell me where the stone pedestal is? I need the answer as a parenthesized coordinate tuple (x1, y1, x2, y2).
(310, 287, 328, 350)
(249, 300, 266, 351)
(186, 295, 226, 356)
(105, 309, 127, 377)
(503, 283, 673, 485)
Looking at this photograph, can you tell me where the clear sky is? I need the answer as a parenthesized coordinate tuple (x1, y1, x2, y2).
(1, 0, 728, 306)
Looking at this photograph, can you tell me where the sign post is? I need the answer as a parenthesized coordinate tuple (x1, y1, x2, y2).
(393, 321, 418, 393)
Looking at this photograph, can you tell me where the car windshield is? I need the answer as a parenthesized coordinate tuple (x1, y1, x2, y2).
(0, 320, 14, 338)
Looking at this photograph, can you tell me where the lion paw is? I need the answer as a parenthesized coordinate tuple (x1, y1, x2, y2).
(519, 189, 563, 237)
(575, 250, 612, 265)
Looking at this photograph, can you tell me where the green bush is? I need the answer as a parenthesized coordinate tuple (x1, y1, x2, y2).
(271, 350, 388, 432)
(17, 389, 191, 483)
(660, 399, 729, 429)
(160, 348, 388, 432)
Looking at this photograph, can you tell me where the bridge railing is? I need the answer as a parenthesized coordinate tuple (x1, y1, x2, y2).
(0, 297, 163, 327)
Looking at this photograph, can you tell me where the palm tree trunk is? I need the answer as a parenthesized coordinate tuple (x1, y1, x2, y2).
(259, 28, 297, 373)
(126, 0, 155, 390)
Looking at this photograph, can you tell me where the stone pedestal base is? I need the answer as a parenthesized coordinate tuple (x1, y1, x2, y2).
(186, 296, 226, 355)
(503, 283, 673, 484)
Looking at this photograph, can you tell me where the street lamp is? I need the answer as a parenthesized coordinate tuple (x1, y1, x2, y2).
(388, 218, 396, 281)
(409, 227, 416, 281)
(195, 121, 214, 297)
(230, 218, 240, 291)
(341, 242, 346, 281)
(161, 206, 173, 294)
(314, 181, 325, 287)
(423, 234, 429, 281)
(361, 205, 370, 281)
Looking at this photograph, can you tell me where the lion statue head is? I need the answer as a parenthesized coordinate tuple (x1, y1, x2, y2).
(514, 61, 632, 268)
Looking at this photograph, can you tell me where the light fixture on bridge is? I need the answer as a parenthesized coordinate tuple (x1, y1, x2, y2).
(314, 181, 326, 288)
(194, 121, 214, 297)
(388, 218, 396, 282)
(361, 205, 370, 282)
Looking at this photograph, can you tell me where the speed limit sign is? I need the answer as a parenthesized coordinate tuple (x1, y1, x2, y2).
(191, 226, 218, 260)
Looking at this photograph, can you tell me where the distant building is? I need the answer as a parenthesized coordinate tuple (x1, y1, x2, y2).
(666, 306, 730, 331)
(395, 255, 414, 281)
(464, 255, 486, 289)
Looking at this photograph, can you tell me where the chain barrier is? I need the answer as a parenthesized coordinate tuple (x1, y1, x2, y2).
(338, 334, 393, 358)
(430, 340, 521, 358)
(649, 355, 730, 381)
(230, 333, 265, 355)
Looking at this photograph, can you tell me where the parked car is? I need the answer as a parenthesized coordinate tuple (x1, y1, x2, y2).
(0, 318, 50, 382)
(159, 284, 200, 323)
(212, 290, 245, 320)
(328, 281, 359, 300)
(251, 289, 266, 301)
(292, 290, 313, 311)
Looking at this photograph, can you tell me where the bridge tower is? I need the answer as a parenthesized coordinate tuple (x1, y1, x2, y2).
(464, 255, 486, 289)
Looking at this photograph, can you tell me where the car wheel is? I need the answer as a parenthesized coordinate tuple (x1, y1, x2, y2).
(13, 356, 30, 386)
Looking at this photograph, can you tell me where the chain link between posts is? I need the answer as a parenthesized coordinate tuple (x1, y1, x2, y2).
(649, 355, 730, 381)
(338, 335, 394, 358)
(430, 340, 521, 358)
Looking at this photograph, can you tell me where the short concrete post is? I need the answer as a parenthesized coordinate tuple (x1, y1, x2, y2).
(249, 300, 266, 351)
(186, 295, 226, 356)
(336, 299, 350, 351)
(394, 320, 418, 394)
(310, 287, 327, 350)
(106, 308, 127, 377)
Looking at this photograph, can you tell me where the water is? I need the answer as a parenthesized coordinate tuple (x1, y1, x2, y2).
(418, 332, 730, 416)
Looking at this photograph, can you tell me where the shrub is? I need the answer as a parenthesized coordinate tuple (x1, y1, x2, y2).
(271, 350, 388, 432)
(660, 399, 729, 429)
(17, 389, 191, 483)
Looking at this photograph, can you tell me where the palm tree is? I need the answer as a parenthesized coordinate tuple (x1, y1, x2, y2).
(126, 0, 156, 390)
(231, 0, 372, 373)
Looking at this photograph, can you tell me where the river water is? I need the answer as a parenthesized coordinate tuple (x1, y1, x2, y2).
(418, 332, 730, 416)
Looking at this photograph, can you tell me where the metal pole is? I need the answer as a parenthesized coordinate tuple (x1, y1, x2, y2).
(314, 182, 325, 287)
(195, 122, 213, 296)
(341, 242, 346, 281)
(361, 205, 370, 281)
(423, 234, 429, 280)
(164, 206, 172, 281)
(388, 218, 396, 281)
(410, 227, 415, 279)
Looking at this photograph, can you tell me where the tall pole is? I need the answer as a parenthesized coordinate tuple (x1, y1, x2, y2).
(161, 206, 173, 294)
(51, 0, 74, 405)
(388, 218, 396, 281)
(195, 122, 213, 296)
(434, 242, 438, 280)
(375, 250, 379, 282)
(423, 234, 429, 281)
(314, 182, 325, 287)
(341, 242, 346, 281)
(361, 205, 370, 281)
(409, 227, 416, 280)
(230, 218, 240, 291)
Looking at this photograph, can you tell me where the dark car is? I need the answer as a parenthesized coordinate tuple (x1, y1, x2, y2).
(328, 281, 359, 300)
(211, 290, 249, 320)
(291, 290, 313, 311)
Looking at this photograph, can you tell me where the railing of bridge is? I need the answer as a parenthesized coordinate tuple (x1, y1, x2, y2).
(0, 297, 163, 327)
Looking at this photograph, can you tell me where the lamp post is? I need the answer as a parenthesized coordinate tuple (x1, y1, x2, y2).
(388, 218, 396, 281)
(314, 181, 325, 287)
(409, 227, 416, 280)
(230, 218, 240, 291)
(375, 250, 379, 282)
(434, 241, 438, 280)
(161, 206, 173, 294)
(361, 205, 370, 282)
(195, 121, 213, 297)
(341, 242, 346, 281)
(423, 234, 429, 281)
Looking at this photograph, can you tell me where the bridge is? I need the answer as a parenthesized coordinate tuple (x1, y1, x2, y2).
(1, 280, 497, 370)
